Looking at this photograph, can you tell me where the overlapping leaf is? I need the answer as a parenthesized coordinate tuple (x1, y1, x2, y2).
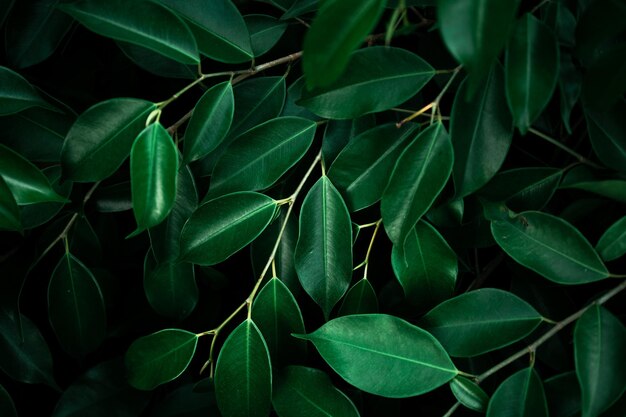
(487, 367, 549, 417)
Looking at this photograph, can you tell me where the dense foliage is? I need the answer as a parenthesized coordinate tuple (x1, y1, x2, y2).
(1, 0, 625, 416)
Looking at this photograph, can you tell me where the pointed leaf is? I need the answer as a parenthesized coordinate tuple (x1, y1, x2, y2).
(487, 367, 549, 417)
(294, 177, 353, 319)
(282, 76, 321, 120)
(299, 46, 434, 119)
(450, 376, 489, 413)
(302, 0, 386, 89)
(586, 100, 626, 173)
(575, 305, 626, 417)
(491, 211, 609, 284)
(214, 319, 272, 417)
(559, 52, 582, 134)
(61, 98, 157, 182)
(420, 288, 543, 357)
(505, 14, 560, 134)
(296, 314, 457, 397)
(246, 14, 287, 58)
(0, 384, 17, 417)
(180, 192, 277, 265)
(272, 366, 360, 417)
(230, 76, 286, 140)
(126, 329, 198, 390)
(337, 278, 379, 317)
(130, 123, 179, 233)
(381, 122, 453, 248)
(322, 115, 375, 166)
(0, 176, 21, 231)
(117, 41, 196, 79)
(0, 66, 53, 115)
(596, 216, 626, 261)
(58, 0, 199, 64)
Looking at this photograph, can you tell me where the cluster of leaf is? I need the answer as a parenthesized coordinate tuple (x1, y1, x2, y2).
(1, 0, 625, 416)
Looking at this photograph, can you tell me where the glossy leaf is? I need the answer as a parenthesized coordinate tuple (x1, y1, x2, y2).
(61, 98, 157, 182)
(180, 192, 277, 265)
(328, 123, 419, 212)
(0, 143, 66, 204)
(272, 366, 360, 417)
(381, 122, 453, 248)
(126, 329, 198, 390)
(0, 66, 53, 115)
(337, 278, 378, 317)
(281, 0, 317, 19)
(596, 216, 626, 261)
(58, 0, 199, 64)
(210, 117, 316, 196)
(214, 319, 272, 417)
(296, 314, 457, 397)
(491, 211, 609, 284)
(302, 0, 386, 89)
(230, 76, 286, 140)
(322, 115, 375, 166)
(505, 14, 560, 134)
(0, 176, 21, 231)
(486, 367, 549, 417)
(294, 177, 353, 319)
(48, 253, 106, 356)
(575, 305, 626, 417)
(420, 288, 543, 357)
(561, 174, 626, 205)
(391, 221, 457, 310)
(451, 63, 513, 198)
(299, 46, 434, 119)
(282, 76, 322, 121)
(246, 14, 287, 57)
(586, 100, 626, 172)
(0, 384, 17, 417)
(450, 376, 489, 413)
(544, 372, 581, 417)
(183, 81, 234, 164)
(118, 41, 197, 80)
(251, 277, 307, 367)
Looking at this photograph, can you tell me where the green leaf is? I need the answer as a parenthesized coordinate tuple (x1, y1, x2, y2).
(575, 305, 626, 417)
(294, 176, 353, 319)
(183, 81, 234, 164)
(596, 216, 626, 261)
(296, 314, 457, 397)
(117, 41, 197, 80)
(48, 253, 106, 356)
(586, 100, 626, 173)
(391, 221, 457, 310)
(451, 63, 513, 198)
(126, 329, 198, 390)
(180, 192, 277, 265)
(337, 278, 379, 317)
(281, 0, 317, 19)
(559, 52, 582, 134)
(328, 123, 419, 212)
(272, 366, 360, 417)
(151, 382, 218, 417)
(450, 376, 489, 413)
(61, 98, 157, 182)
(251, 277, 307, 367)
(438, 0, 518, 90)
(0, 384, 17, 417)
(6, 0, 73, 68)
(491, 211, 609, 284)
(0, 143, 67, 204)
(0, 66, 53, 115)
(58, 0, 199, 64)
(210, 117, 316, 196)
(245, 14, 287, 58)
(575, 0, 626, 67)
(214, 319, 272, 417)
(560, 169, 626, 205)
(544, 372, 581, 417)
(130, 122, 179, 234)
(505, 14, 560, 134)
(302, 0, 386, 89)
(282, 76, 322, 121)
(381, 122, 453, 248)
(299, 46, 434, 119)
(322, 115, 375, 166)
(0, 176, 21, 231)
(420, 288, 543, 357)
(160, 0, 253, 63)
(487, 367, 549, 417)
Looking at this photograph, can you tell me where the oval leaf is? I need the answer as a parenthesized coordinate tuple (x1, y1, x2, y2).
(144, 254, 198, 320)
(296, 314, 457, 398)
(214, 319, 272, 417)
(420, 288, 542, 357)
(487, 367, 549, 417)
(491, 211, 609, 284)
(596, 216, 626, 261)
(180, 192, 277, 265)
(0, 66, 52, 115)
(337, 278, 379, 317)
(450, 376, 489, 413)
(246, 14, 287, 58)
(0, 175, 21, 231)
(294, 176, 353, 319)
(126, 329, 198, 390)
(544, 372, 581, 417)
(586, 101, 626, 173)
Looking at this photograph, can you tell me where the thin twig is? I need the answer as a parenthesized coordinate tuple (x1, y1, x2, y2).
(528, 128, 603, 169)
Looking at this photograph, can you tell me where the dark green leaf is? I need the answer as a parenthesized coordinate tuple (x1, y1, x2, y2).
(272, 366, 359, 417)
(264, 0, 296, 12)
(68, 215, 102, 266)
(117, 42, 197, 79)
(302, 0, 386, 89)
(0, 384, 17, 417)
(420, 288, 543, 357)
(560, 166, 626, 204)
(299, 46, 434, 119)
(487, 367, 549, 417)
(451, 63, 513, 198)
(586, 100, 626, 173)
(183, 81, 234, 164)
(214, 319, 272, 417)
(0, 176, 21, 231)
(126, 329, 198, 390)
(251, 277, 307, 367)
(61, 98, 156, 182)
(294, 177, 353, 319)
(328, 123, 419, 212)
(450, 376, 489, 413)
(0, 65, 53, 115)
(575, 305, 626, 417)
(245, 14, 287, 57)
(151, 382, 218, 417)
(491, 211, 609, 284)
(322, 115, 375, 166)
(575, 0, 626, 67)
(544, 372, 581, 417)
(282, 76, 321, 121)
(559, 52, 582, 134)
(505, 14, 560, 134)
(93, 182, 132, 213)
(543, 1, 576, 48)
(281, 0, 317, 19)
(337, 278, 379, 317)
(180, 192, 277, 265)
(580, 41, 626, 110)
(381, 122, 453, 248)
(130, 122, 179, 234)
(58, 0, 199, 64)
(596, 216, 626, 261)
(296, 314, 457, 397)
